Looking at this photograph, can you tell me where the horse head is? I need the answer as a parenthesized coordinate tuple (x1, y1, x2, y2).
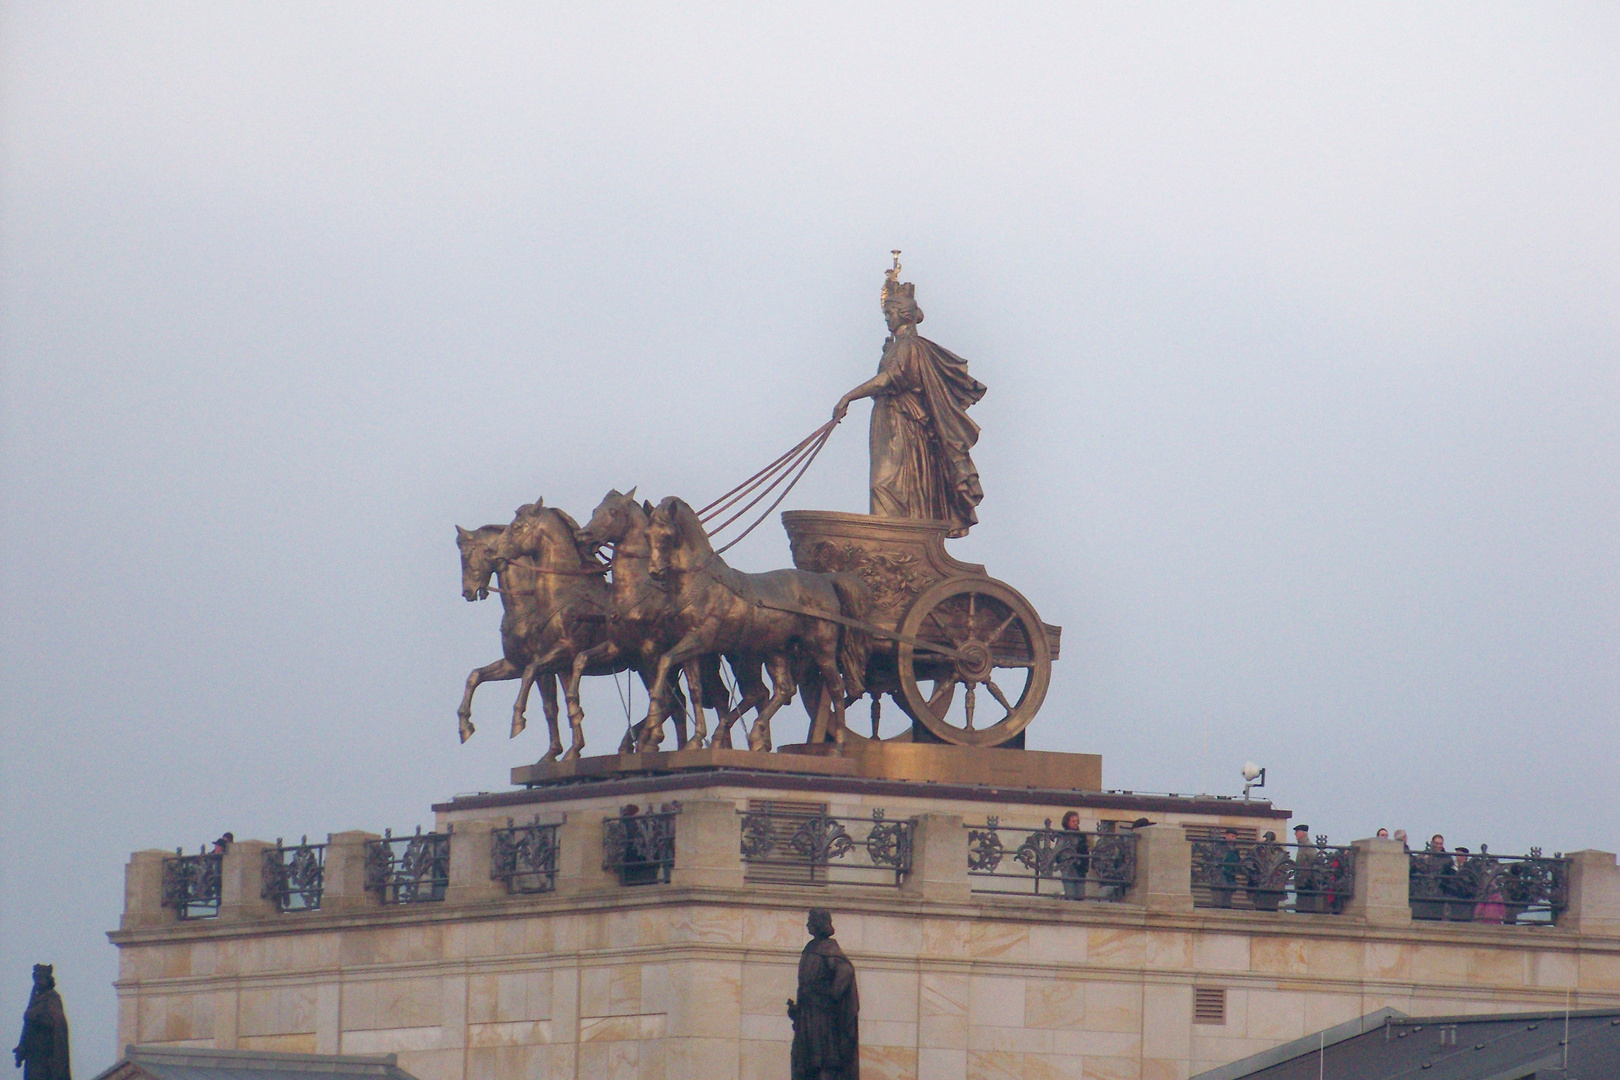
(577, 487, 640, 549)
(500, 503, 595, 574)
(455, 524, 505, 601)
(648, 496, 710, 579)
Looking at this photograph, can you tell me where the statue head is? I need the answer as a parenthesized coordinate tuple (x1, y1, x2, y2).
(881, 252, 923, 332)
(806, 908, 834, 939)
(31, 965, 53, 992)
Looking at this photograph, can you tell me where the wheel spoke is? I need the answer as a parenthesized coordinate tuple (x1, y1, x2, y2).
(986, 611, 1019, 645)
(963, 681, 976, 729)
(999, 660, 1037, 669)
(984, 678, 1015, 717)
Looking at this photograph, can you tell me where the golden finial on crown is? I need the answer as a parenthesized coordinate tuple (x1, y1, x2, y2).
(881, 249, 916, 311)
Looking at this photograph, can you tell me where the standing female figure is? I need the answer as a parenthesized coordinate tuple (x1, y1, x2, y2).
(834, 254, 986, 538)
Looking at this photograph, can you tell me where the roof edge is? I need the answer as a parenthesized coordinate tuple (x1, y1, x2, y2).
(1191, 1007, 1407, 1080)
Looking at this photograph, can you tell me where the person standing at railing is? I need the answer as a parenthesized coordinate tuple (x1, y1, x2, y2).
(1209, 828, 1242, 908)
(1291, 825, 1323, 913)
(1057, 812, 1090, 901)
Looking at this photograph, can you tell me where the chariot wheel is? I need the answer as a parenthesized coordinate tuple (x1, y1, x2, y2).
(893, 577, 1051, 746)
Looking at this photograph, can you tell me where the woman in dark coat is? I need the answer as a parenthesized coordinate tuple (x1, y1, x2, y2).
(788, 909, 859, 1080)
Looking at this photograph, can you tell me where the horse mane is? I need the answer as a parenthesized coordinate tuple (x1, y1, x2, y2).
(523, 506, 597, 570)
(657, 496, 715, 561)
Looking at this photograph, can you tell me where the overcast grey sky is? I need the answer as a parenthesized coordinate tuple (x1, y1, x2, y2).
(3, 3, 1617, 1066)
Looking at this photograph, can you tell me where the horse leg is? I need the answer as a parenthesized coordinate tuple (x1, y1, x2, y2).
(681, 659, 710, 748)
(814, 640, 850, 750)
(748, 653, 796, 752)
(567, 642, 622, 758)
(537, 673, 568, 762)
(458, 657, 521, 743)
(711, 657, 758, 749)
(638, 637, 704, 752)
(510, 660, 538, 740)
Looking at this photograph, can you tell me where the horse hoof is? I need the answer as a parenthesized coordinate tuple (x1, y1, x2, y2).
(542, 748, 563, 763)
(562, 748, 582, 762)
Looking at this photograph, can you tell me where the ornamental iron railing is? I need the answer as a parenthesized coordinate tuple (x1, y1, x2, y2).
(602, 803, 678, 886)
(1191, 837, 1355, 914)
(1408, 846, 1569, 924)
(964, 818, 1136, 899)
(262, 837, 325, 912)
(161, 848, 223, 919)
(491, 818, 559, 894)
(739, 807, 913, 888)
(365, 827, 450, 904)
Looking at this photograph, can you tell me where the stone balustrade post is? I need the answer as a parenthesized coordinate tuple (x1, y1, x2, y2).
(1125, 824, 1193, 912)
(445, 820, 506, 904)
(900, 812, 970, 903)
(669, 798, 744, 890)
(555, 812, 618, 896)
(121, 849, 175, 930)
(322, 830, 381, 912)
(1343, 837, 1412, 925)
(218, 839, 279, 923)
(1562, 850, 1620, 935)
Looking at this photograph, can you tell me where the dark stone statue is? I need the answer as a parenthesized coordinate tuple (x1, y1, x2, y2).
(13, 966, 69, 1080)
(787, 909, 859, 1080)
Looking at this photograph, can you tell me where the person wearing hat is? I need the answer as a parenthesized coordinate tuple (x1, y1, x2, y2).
(1208, 828, 1242, 909)
(1291, 824, 1323, 913)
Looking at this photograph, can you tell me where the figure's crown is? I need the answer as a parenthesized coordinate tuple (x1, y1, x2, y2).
(882, 250, 916, 307)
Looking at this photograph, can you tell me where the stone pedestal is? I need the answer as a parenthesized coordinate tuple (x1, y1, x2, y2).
(322, 830, 380, 912)
(669, 799, 744, 890)
(219, 840, 279, 923)
(107, 758, 1620, 1080)
(1126, 823, 1194, 912)
(1564, 849, 1620, 935)
(900, 813, 969, 903)
(1344, 836, 1413, 925)
(445, 821, 504, 905)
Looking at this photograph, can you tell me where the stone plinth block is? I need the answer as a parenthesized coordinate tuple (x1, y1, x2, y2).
(1127, 824, 1194, 912)
(1564, 850, 1620, 935)
(219, 839, 279, 923)
(670, 798, 743, 889)
(1344, 836, 1413, 926)
(555, 813, 617, 896)
(901, 813, 969, 903)
(446, 820, 505, 905)
(121, 849, 173, 930)
(322, 830, 381, 912)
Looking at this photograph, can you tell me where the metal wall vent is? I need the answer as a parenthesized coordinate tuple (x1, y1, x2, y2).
(1193, 987, 1227, 1025)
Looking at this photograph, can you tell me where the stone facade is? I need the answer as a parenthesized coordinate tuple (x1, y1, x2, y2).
(109, 774, 1620, 1080)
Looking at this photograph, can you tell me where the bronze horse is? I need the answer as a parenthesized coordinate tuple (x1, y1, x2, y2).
(462, 498, 703, 757)
(573, 489, 774, 751)
(644, 496, 871, 751)
(454, 513, 569, 753)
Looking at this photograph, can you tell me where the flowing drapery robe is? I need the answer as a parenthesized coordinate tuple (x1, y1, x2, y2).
(868, 332, 986, 538)
(790, 935, 859, 1080)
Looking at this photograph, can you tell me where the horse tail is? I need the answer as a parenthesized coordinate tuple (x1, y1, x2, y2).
(830, 573, 871, 701)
